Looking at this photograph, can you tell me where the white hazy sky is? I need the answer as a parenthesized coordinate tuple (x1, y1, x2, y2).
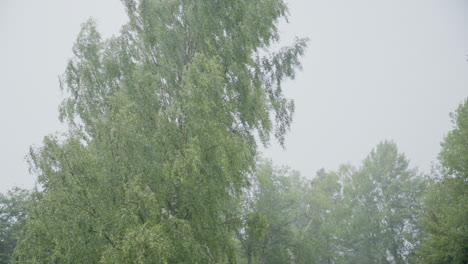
(1, 0, 467, 193)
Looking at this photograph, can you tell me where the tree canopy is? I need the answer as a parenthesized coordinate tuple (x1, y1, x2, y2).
(340, 141, 425, 264)
(0, 188, 30, 264)
(2, 0, 466, 263)
(417, 98, 468, 264)
(13, 0, 307, 263)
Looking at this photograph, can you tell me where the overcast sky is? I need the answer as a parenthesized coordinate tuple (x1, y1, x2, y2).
(1, 0, 467, 193)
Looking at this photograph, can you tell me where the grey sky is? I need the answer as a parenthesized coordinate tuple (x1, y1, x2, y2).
(1, 0, 467, 193)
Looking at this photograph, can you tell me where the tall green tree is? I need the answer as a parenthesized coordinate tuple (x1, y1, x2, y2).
(341, 141, 425, 264)
(0, 188, 30, 264)
(14, 0, 306, 263)
(417, 98, 468, 264)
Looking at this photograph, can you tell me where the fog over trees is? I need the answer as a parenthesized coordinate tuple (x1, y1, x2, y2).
(1, 0, 467, 263)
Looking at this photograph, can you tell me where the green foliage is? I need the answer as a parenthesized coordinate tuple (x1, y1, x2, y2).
(237, 160, 304, 264)
(235, 142, 428, 264)
(14, 0, 306, 263)
(340, 141, 426, 264)
(5, 0, 466, 262)
(417, 98, 468, 264)
(235, 144, 427, 264)
(294, 167, 347, 264)
(0, 188, 30, 264)
(439, 98, 468, 179)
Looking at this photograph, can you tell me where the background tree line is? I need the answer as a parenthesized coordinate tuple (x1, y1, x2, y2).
(0, 0, 466, 263)
(234, 99, 467, 264)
